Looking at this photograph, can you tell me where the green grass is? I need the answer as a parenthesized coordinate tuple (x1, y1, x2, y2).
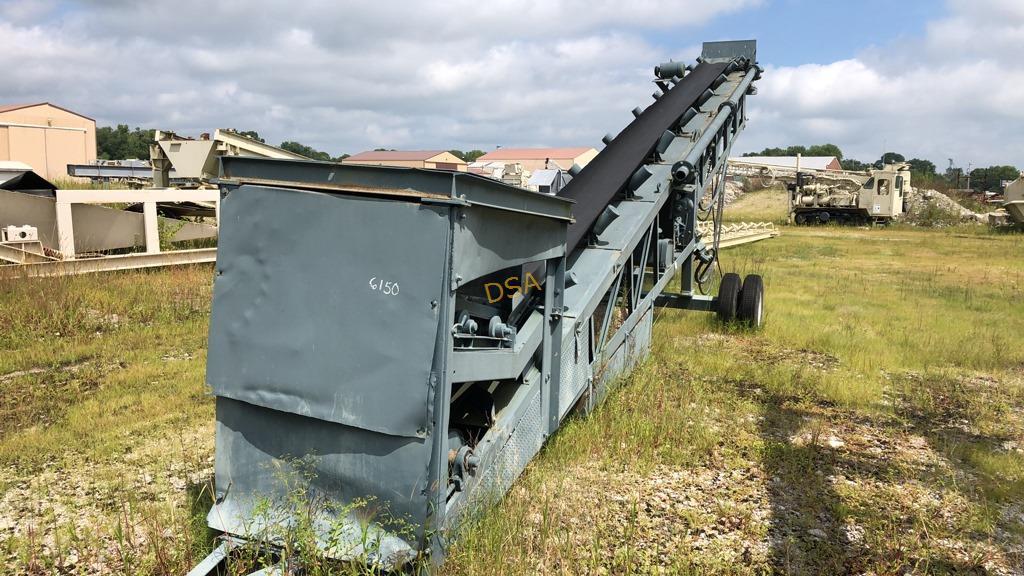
(0, 266, 216, 573)
(1, 222, 1023, 574)
(443, 226, 1024, 575)
(723, 186, 790, 223)
(49, 177, 130, 190)
(724, 183, 994, 228)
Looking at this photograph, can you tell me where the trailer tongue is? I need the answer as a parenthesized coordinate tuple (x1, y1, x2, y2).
(191, 39, 763, 573)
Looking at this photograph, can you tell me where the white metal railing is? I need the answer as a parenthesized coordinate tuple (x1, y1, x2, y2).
(53, 188, 219, 258)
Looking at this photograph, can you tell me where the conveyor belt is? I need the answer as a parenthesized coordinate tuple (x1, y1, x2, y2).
(559, 61, 730, 249)
(187, 39, 760, 574)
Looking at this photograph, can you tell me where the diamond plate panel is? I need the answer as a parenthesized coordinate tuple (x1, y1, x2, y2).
(472, 390, 543, 506)
(628, 307, 653, 368)
(559, 328, 592, 418)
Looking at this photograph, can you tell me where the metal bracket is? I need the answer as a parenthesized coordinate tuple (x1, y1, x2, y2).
(655, 292, 716, 311)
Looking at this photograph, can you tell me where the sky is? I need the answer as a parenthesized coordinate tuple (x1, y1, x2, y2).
(1, 0, 1022, 169)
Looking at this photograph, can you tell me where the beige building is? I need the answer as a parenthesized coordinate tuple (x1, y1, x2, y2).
(342, 150, 467, 172)
(475, 147, 598, 172)
(0, 103, 97, 180)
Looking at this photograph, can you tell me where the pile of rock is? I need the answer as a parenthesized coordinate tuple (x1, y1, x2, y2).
(903, 187, 982, 225)
(722, 179, 745, 205)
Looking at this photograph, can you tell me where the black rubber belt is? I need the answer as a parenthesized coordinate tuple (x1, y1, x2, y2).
(559, 61, 730, 250)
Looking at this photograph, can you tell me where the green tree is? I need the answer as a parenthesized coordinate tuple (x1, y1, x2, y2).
(906, 158, 935, 187)
(874, 152, 905, 169)
(907, 158, 936, 176)
(279, 141, 333, 161)
(743, 146, 801, 157)
(841, 158, 872, 171)
(743, 144, 843, 160)
(463, 149, 486, 162)
(969, 165, 1020, 192)
(445, 149, 486, 163)
(805, 143, 843, 160)
(907, 158, 942, 189)
(96, 125, 156, 160)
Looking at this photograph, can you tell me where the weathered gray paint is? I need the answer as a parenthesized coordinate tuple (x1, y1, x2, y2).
(452, 204, 566, 284)
(208, 397, 430, 557)
(195, 39, 760, 571)
(204, 160, 573, 564)
(207, 185, 448, 437)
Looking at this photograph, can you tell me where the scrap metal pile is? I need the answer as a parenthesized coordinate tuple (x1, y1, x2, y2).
(190, 39, 763, 573)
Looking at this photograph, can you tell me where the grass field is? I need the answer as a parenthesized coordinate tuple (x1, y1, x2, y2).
(723, 186, 790, 223)
(1, 207, 1022, 573)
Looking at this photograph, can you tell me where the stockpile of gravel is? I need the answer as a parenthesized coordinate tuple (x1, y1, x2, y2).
(723, 180, 745, 205)
(902, 187, 982, 224)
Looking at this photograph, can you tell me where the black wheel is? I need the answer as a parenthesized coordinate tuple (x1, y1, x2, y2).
(818, 211, 831, 224)
(794, 212, 807, 225)
(716, 273, 741, 322)
(738, 274, 764, 328)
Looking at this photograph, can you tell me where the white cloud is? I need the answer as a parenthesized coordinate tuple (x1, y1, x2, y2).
(0, 1, 755, 156)
(740, 0, 1024, 166)
(2, 0, 1020, 168)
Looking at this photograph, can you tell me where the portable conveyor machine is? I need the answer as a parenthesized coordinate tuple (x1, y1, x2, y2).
(192, 39, 763, 572)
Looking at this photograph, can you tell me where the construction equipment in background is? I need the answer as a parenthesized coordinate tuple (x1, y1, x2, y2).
(788, 163, 911, 224)
(498, 161, 529, 187)
(0, 130, 310, 276)
(0, 185, 219, 275)
(1002, 175, 1024, 224)
(67, 159, 165, 188)
(0, 164, 218, 275)
(67, 129, 308, 188)
(149, 129, 307, 187)
(0, 225, 52, 265)
(730, 156, 912, 224)
(189, 39, 763, 573)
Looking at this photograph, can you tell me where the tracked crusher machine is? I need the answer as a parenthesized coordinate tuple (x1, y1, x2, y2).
(190, 40, 763, 572)
(788, 163, 912, 225)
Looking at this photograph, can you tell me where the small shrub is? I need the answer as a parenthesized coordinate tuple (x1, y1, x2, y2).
(912, 203, 963, 227)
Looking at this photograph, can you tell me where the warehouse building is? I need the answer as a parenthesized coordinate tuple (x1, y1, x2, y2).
(0, 103, 97, 180)
(475, 147, 598, 172)
(342, 150, 468, 172)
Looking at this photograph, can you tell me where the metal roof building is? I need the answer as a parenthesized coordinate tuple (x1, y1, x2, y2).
(0, 103, 97, 180)
(341, 150, 468, 172)
(476, 147, 598, 172)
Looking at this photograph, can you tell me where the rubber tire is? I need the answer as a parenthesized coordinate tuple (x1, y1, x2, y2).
(738, 274, 765, 328)
(818, 211, 831, 224)
(794, 212, 807, 225)
(716, 273, 742, 322)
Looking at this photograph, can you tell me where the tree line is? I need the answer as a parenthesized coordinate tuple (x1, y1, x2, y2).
(743, 144, 1019, 192)
(96, 125, 352, 162)
(97, 125, 490, 165)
